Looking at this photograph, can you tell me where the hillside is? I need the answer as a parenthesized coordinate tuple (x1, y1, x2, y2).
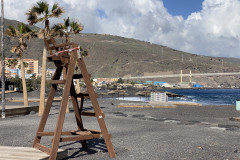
(70, 34, 240, 78)
(2, 18, 240, 87)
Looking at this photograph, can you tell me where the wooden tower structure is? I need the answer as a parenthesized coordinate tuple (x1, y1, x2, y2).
(32, 37, 116, 159)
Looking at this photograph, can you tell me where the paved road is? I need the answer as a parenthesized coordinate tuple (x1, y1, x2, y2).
(1, 99, 240, 160)
(123, 72, 240, 79)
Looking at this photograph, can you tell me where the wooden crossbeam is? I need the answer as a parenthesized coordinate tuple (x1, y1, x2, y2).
(50, 80, 65, 84)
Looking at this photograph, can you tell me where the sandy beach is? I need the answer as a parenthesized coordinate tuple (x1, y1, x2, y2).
(1, 91, 240, 159)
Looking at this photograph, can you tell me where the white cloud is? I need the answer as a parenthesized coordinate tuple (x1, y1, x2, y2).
(2, 0, 240, 58)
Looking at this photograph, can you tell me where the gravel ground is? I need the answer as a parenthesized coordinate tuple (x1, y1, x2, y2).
(1, 94, 240, 160)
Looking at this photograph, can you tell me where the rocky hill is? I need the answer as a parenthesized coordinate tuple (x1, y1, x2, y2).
(2, 18, 240, 87)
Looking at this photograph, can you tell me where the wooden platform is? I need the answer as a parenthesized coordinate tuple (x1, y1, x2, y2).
(0, 105, 38, 117)
(118, 101, 202, 108)
(7, 97, 62, 103)
(0, 146, 67, 160)
(118, 103, 177, 108)
(229, 117, 240, 121)
(0, 91, 15, 94)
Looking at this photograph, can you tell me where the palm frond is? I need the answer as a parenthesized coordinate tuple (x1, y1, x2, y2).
(51, 24, 63, 31)
(70, 21, 84, 34)
(10, 46, 18, 53)
(51, 6, 64, 18)
(38, 17, 46, 23)
(29, 30, 38, 38)
(32, 6, 43, 15)
(19, 37, 24, 44)
(18, 23, 25, 34)
(20, 43, 27, 50)
(26, 11, 39, 25)
(23, 62, 29, 68)
(25, 25, 32, 33)
(64, 17, 70, 29)
(7, 59, 18, 67)
(36, 1, 49, 14)
(11, 45, 23, 57)
(52, 3, 59, 12)
(5, 25, 18, 37)
(82, 50, 89, 57)
(26, 1, 49, 25)
(51, 24, 64, 37)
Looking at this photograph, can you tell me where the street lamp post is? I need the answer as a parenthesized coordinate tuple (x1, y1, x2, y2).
(1, 0, 5, 118)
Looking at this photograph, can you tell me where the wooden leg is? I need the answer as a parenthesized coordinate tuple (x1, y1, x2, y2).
(33, 66, 63, 146)
(77, 56, 116, 158)
(66, 99, 70, 113)
(49, 53, 77, 160)
(63, 67, 70, 113)
(70, 82, 87, 148)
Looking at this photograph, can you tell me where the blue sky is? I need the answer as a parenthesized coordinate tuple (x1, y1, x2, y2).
(162, 0, 204, 19)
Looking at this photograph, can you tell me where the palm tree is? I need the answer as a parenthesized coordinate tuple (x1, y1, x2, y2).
(7, 58, 18, 69)
(5, 23, 36, 106)
(26, 1, 64, 115)
(26, 1, 64, 38)
(51, 17, 84, 43)
(52, 17, 88, 57)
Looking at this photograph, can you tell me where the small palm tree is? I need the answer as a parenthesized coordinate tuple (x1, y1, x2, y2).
(52, 17, 83, 43)
(52, 17, 88, 56)
(7, 59, 18, 69)
(5, 23, 36, 106)
(26, 1, 64, 115)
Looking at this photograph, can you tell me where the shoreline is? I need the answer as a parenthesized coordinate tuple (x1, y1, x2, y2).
(164, 87, 240, 90)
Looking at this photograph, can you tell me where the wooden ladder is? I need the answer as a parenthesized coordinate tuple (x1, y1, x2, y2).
(33, 38, 116, 160)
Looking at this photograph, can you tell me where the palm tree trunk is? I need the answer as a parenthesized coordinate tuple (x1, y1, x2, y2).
(0, 61, 2, 78)
(20, 59, 29, 106)
(76, 79, 80, 94)
(39, 47, 47, 116)
(38, 19, 50, 116)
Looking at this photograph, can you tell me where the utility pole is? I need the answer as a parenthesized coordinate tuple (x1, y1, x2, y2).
(189, 70, 192, 83)
(1, 0, 5, 118)
(161, 47, 163, 57)
(180, 70, 183, 83)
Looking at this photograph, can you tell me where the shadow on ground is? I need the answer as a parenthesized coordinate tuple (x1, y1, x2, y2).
(60, 139, 108, 159)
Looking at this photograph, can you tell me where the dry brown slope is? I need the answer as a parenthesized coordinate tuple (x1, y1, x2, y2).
(3, 31, 240, 78)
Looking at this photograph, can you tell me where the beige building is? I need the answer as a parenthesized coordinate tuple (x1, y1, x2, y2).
(24, 59, 39, 76)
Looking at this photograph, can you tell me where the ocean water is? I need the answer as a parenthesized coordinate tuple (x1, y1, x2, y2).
(116, 89, 240, 105)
